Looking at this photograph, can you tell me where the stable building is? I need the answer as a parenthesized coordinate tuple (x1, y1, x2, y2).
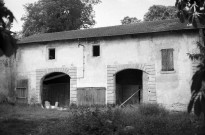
(16, 19, 202, 110)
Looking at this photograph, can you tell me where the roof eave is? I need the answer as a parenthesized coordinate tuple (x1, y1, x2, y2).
(17, 27, 198, 45)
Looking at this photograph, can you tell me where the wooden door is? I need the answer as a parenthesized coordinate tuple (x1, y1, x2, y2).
(77, 87, 106, 106)
(43, 83, 69, 106)
(16, 79, 28, 104)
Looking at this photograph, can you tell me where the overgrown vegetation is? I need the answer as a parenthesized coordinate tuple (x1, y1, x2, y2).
(21, 0, 101, 37)
(0, 0, 17, 57)
(175, 0, 205, 127)
(0, 103, 204, 135)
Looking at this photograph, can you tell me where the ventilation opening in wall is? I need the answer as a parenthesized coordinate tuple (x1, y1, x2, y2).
(48, 48, 55, 60)
(116, 69, 142, 105)
(93, 45, 100, 57)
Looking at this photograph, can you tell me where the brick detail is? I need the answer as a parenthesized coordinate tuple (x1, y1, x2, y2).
(145, 64, 157, 103)
(107, 63, 157, 104)
(35, 67, 77, 104)
(107, 65, 116, 104)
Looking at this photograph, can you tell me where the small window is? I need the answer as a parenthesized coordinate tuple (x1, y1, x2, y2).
(48, 48, 55, 60)
(161, 49, 174, 71)
(93, 45, 100, 57)
(16, 79, 28, 99)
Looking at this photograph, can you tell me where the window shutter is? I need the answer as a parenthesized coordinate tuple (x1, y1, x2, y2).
(161, 49, 167, 71)
(16, 79, 28, 98)
(167, 49, 174, 71)
(161, 49, 174, 71)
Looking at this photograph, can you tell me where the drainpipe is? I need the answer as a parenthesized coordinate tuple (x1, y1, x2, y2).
(78, 40, 85, 79)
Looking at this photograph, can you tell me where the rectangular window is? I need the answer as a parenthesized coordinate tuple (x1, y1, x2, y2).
(161, 49, 174, 71)
(16, 79, 28, 99)
(48, 48, 55, 60)
(93, 45, 100, 57)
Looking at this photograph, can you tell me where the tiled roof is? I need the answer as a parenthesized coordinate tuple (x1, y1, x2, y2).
(18, 19, 201, 44)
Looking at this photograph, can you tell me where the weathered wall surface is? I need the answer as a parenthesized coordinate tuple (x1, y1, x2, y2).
(16, 42, 80, 103)
(17, 31, 199, 110)
(153, 32, 198, 110)
(0, 55, 16, 98)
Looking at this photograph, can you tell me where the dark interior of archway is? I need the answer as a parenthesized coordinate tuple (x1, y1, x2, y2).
(42, 72, 70, 107)
(116, 69, 142, 105)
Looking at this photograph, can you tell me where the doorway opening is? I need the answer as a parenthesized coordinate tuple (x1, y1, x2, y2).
(116, 69, 142, 105)
(41, 72, 70, 107)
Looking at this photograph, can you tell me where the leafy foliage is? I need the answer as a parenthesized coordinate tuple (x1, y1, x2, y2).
(37, 104, 199, 135)
(0, 0, 17, 57)
(187, 42, 205, 118)
(138, 103, 168, 116)
(175, 0, 205, 27)
(21, 0, 100, 37)
(1, 104, 204, 135)
(144, 5, 178, 21)
(175, 1, 205, 124)
(0, 0, 14, 28)
(121, 16, 141, 25)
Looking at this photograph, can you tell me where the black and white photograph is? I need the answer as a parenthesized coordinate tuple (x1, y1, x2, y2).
(0, 0, 205, 134)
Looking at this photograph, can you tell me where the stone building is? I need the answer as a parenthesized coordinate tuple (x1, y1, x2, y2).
(16, 19, 201, 110)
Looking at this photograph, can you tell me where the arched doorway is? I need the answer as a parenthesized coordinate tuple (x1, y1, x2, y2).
(116, 69, 142, 105)
(41, 72, 70, 107)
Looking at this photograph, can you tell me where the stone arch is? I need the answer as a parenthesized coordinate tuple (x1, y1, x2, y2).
(35, 67, 77, 104)
(107, 63, 156, 104)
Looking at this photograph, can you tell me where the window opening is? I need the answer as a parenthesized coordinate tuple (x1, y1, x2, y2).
(93, 45, 100, 57)
(48, 48, 55, 60)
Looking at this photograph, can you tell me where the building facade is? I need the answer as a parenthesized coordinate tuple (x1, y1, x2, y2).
(16, 19, 202, 110)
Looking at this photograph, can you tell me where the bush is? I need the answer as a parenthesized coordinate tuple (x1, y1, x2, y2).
(67, 107, 123, 135)
(167, 113, 198, 134)
(27, 104, 201, 135)
(138, 103, 168, 116)
(38, 107, 123, 135)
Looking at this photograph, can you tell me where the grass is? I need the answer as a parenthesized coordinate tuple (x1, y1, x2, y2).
(0, 103, 204, 135)
(0, 103, 72, 135)
(0, 104, 71, 120)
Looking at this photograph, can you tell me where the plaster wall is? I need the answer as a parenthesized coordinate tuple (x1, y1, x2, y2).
(17, 31, 199, 110)
(16, 42, 80, 102)
(0, 55, 15, 98)
(153, 32, 198, 110)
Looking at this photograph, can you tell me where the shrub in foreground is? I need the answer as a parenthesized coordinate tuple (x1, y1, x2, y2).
(138, 103, 168, 116)
(38, 107, 122, 135)
(37, 104, 200, 135)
